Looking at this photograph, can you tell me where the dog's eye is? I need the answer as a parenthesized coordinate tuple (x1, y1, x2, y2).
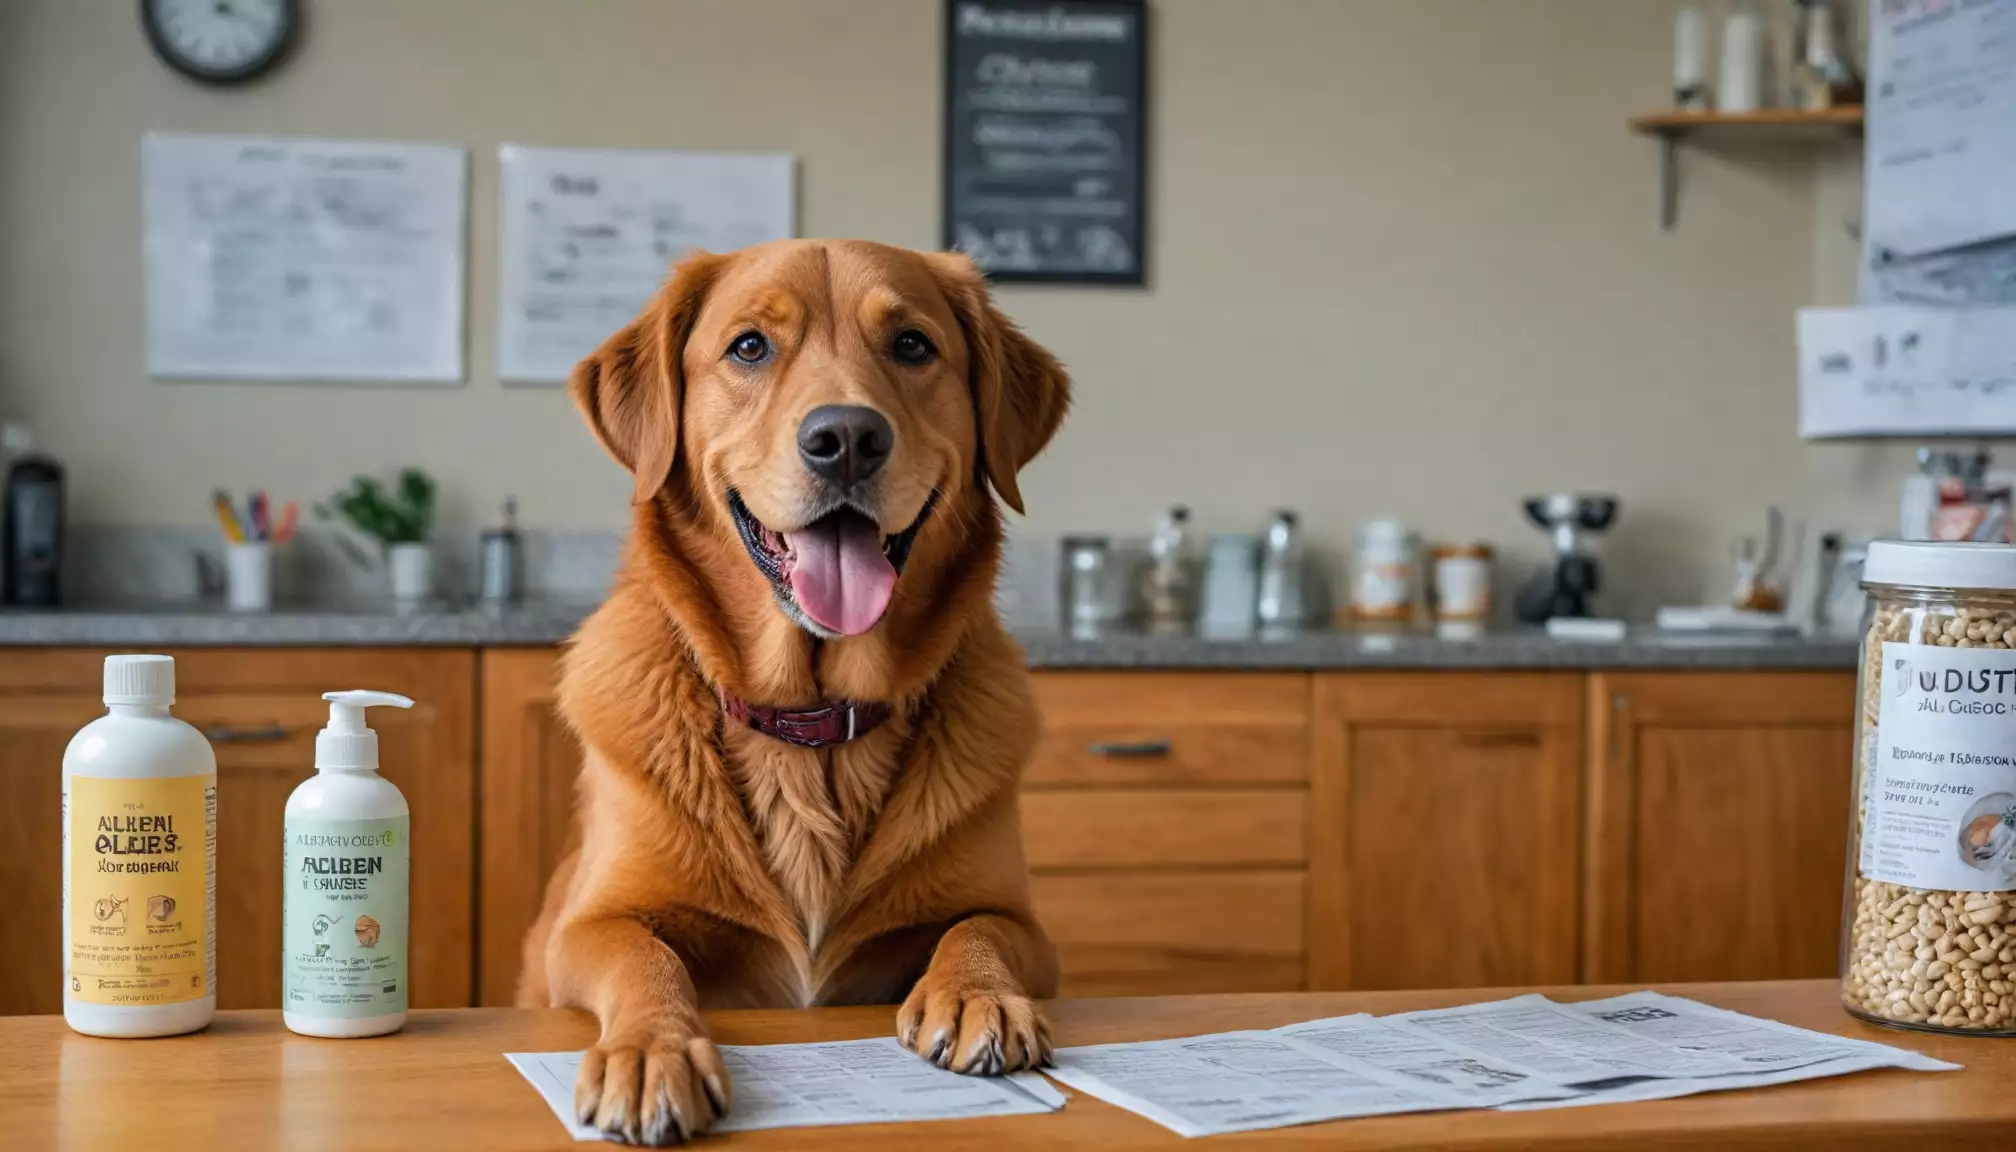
(727, 331, 770, 364)
(892, 329, 936, 365)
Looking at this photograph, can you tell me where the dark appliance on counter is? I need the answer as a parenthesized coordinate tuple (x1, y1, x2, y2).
(1514, 493, 1617, 624)
(4, 451, 64, 605)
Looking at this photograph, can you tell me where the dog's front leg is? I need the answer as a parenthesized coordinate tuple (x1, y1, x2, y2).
(548, 914, 730, 1145)
(898, 913, 1059, 1074)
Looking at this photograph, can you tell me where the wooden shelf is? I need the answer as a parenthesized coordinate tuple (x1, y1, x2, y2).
(1629, 107, 1864, 139)
(1628, 107, 1863, 230)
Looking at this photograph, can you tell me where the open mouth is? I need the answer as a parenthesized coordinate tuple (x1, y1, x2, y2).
(728, 490, 937, 637)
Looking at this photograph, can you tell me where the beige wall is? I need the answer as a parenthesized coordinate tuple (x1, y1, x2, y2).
(0, 0, 1922, 611)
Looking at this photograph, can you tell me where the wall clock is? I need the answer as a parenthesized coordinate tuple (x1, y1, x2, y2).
(141, 0, 298, 85)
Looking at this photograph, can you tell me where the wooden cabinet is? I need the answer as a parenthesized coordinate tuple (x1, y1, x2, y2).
(476, 648, 582, 1005)
(1022, 672, 1312, 996)
(1584, 671, 1856, 985)
(0, 650, 475, 1016)
(1307, 673, 1583, 991)
(0, 645, 1864, 1014)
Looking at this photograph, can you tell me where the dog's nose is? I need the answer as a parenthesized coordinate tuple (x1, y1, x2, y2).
(797, 405, 892, 486)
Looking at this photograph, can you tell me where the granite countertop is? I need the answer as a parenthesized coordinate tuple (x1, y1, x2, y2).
(0, 600, 1859, 669)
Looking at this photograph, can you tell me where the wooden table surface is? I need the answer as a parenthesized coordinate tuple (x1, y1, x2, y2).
(2, 980, 2009, 1149)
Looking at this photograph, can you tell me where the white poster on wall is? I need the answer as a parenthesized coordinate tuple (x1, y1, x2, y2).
(495, 145, 795, 384)
(1797, 305, 2016, 438)
(142, 132, 467, 383)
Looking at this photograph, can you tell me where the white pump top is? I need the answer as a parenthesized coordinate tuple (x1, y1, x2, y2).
(316, 690, 414, 771)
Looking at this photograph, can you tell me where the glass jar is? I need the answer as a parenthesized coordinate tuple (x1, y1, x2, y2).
(1842, 541, 2016, 1034)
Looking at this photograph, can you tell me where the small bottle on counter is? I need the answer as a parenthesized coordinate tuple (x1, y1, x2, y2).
(1140, 505, 1198, 634)
(1350, 518, 1418, 624)
(1431, 543, 1495, 624)
(479, 496, 523, 606)
(283, 690, 414, 1038)
(1256, 510, 1310, 632)
(63, 656, 217, 1038)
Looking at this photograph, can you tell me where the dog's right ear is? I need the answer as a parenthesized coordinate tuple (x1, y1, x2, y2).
(568, 251, 723, 505)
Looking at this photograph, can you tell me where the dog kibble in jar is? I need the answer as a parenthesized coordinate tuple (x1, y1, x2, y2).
(1843, 541, 2016, 1034)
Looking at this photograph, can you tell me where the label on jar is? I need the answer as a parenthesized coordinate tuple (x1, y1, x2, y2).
(64, 774, 216, 1007)
(1865, 642, 2016, 891)
(284, 815, 408, 1018)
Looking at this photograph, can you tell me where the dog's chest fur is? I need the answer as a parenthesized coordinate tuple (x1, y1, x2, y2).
(723, 728, 900, 1001)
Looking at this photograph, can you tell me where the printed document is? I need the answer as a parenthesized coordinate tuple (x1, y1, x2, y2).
(143, 133, 466, 382)
(508, 1038, 1062, 1140)
(1048, 993, 1959, 1137)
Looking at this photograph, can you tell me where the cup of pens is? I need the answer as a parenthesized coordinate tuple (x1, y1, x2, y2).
(213, 490, 297, 613)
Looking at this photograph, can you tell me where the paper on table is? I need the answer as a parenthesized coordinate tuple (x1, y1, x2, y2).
(1273, 1014, 1585, 1108)
(495, 145, 794, 384)
(508, 1039, 1062, 1140)
(142, 132, 467, 383)
(1044, 1030, 1463, 1137)
(1496, 992, 1961, 1111)
(1386, 994, 1753, 1082)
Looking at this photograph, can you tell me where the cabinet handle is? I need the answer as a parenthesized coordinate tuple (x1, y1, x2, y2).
(204, 724, 290, 744)
(1455, 731, 1540, 748)
(1086, 739, 1172, 758)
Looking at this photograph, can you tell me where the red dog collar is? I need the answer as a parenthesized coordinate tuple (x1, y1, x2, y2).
(720, 691, 892, 748)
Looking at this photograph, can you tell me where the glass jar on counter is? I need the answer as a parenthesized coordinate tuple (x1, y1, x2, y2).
(1842, 541, 2016, 1034)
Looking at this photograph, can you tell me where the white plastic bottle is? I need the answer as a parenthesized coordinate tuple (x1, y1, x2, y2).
(282, 690, 414, 1038)
(63, 655, 217, 1037)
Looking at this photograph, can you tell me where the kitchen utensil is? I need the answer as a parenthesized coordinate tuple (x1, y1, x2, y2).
(1513, 493, 1618, 624)
(1200, 533, 1259, 639)
(273, 500, 299, 544)
(1256, 510, 1310, 631)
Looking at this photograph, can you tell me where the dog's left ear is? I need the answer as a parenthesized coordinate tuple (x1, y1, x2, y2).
(568, 250, 723, 504)
(926, 252, 1072, 514)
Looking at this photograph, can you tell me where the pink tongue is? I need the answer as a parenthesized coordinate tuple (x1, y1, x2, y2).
(785, 513, 897, 636)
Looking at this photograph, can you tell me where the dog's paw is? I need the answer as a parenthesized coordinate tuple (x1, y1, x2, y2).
(897, 976, 1052, 1076)
(574, 1022, 731, 1146)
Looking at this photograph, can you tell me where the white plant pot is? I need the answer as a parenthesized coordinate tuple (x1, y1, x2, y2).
(387, 543, 433, 602)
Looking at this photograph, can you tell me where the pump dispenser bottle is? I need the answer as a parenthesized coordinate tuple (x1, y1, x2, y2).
(282, 690, 413, 1038)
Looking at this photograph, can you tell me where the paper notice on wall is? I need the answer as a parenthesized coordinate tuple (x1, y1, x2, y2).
(1797, 306, 2016, 437)
(142, 133, 467, 383)
(1862, 0, 2016, 264)
(508, 1040, 1062, 1140)
(495, 146, 794, 384)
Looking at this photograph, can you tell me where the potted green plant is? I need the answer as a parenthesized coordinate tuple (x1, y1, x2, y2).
(317, 469, 437, 601)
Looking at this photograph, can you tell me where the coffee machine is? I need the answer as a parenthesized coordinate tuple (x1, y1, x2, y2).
(1514, 493, 1618, 624)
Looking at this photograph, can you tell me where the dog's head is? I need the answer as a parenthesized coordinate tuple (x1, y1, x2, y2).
(570, 240, 1069, 639)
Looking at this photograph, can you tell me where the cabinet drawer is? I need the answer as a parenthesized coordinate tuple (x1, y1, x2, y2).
(1032, 872, 1305, 996)
(1030, 672, 1309, 785)
(1022, 790, 1306, 869)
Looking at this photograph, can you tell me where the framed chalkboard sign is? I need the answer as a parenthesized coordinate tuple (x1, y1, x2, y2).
(943, 0, 1147, 285)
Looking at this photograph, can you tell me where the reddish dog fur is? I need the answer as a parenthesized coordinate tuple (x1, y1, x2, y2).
(517, 240, 1070, 1144)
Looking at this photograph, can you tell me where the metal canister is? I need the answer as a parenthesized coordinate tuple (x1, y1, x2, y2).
(479, 497, 522, 605)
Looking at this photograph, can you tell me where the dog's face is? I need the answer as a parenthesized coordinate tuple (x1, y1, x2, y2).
(570, 240, 1069, 638)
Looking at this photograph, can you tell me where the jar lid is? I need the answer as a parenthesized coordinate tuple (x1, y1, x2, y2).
(1862, 540, 2016, 592)
(1430, 542, 1493, 559)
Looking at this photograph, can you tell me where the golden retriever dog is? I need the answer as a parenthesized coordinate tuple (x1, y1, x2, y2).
(517, 239, 1070, 1144)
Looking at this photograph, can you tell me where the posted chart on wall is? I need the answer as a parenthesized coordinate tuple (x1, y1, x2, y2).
(142, 132, 468, 383)
(495, 146, 795, 384)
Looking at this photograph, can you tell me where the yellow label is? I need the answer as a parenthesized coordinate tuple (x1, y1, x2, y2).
(66, 774, 215, 1007)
